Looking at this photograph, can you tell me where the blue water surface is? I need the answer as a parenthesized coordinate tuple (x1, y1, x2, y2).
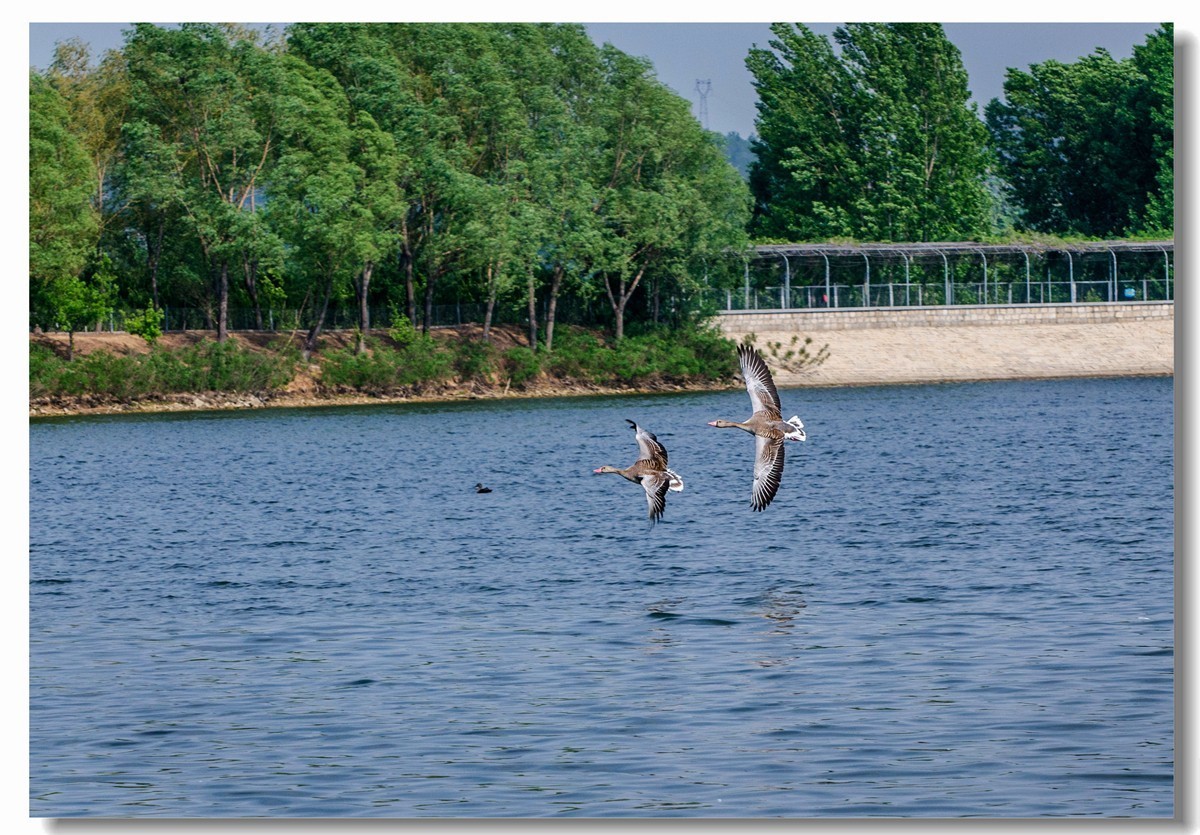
(29, 376, 1174, 817)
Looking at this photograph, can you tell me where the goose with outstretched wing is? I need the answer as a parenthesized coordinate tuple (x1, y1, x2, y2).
(594, 419, 684, 522)
(708, 344, 806, 511)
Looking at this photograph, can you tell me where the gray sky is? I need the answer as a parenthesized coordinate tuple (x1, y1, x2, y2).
(29, 21, 1164, 137)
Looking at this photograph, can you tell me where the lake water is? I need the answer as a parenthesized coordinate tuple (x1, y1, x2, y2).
(29, 377, 1174, 818)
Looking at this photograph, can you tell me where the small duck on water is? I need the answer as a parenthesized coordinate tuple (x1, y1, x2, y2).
(594, 419, 684, 522)
(474, 483, 493, 493)
(708, 344, 806, 512)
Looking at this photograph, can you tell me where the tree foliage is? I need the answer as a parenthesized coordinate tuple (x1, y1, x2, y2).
(30, 72, 98, 289)
(29, 22, 750, 347)
(984, 23, 1173, 237)
(29, 22, 1174, 352)
(746, 23, 990, 242)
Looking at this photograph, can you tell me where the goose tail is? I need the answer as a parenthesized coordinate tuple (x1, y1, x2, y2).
(785, 415, 807, 441)
(665, 468, 684, 492)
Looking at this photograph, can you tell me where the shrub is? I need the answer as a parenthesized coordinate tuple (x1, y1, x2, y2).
(29, 339, 296, 401)
(540, 323, 738, 385)
(451, 337, 497, 380)
(318, 337, 453, 393)
(500, 346, 541, 387)
(387, 312, 419, 348)
(125, 306, 164, 346)
(29, 344, 64, 399)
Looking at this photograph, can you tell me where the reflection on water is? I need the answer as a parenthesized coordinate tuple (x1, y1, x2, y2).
(30, 377, 1173, 817)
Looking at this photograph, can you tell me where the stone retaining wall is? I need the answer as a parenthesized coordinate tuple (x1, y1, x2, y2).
(715, 302, 1174, 387)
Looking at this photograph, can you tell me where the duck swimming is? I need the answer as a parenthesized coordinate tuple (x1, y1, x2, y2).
(593, 419, 684, 522)
(708, 344, 806, 511)
(474, 483, 492, 493)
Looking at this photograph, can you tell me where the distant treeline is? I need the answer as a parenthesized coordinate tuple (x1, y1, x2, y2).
(30, 22, 1173, 354)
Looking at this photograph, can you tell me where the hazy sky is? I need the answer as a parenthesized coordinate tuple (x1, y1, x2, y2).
(28, 21, 1164, 137)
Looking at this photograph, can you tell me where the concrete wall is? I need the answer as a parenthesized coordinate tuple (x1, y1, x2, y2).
(715, 302, 1174, 387)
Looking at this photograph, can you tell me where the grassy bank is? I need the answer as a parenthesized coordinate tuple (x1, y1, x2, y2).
(29, 322, 740, 415)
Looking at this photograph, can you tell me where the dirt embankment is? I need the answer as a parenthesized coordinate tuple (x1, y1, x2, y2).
(28, 324, 737, 418)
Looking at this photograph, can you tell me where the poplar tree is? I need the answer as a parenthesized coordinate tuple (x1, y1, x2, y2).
(122, 23, 282, 340)
(985, 24, 1172, 237)
(747, 22, 990, 242)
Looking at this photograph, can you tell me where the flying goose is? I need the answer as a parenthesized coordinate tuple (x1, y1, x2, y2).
(708, 344, 806, 511)
(593, 419, 684, 522)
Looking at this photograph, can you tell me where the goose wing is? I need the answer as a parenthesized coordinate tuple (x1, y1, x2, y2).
(627, 419, 669, 466)
(739, 345, 782, 416)
(640, 472, 671, 522)
(751, 433, 785, 512)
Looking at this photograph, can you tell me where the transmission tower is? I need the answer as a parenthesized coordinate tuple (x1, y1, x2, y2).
(695, 79, 712, 131)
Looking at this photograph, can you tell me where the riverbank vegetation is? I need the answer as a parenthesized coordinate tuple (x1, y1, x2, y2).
(29, 22, 1173, 404)
(29, 321, 741, 410)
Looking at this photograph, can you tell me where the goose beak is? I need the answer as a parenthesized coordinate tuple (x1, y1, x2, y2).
(593, 467, 604, 474)
(707, 420, 719, 427)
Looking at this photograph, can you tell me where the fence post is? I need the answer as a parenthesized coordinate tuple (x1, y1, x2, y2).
(777, 252, 790, 310)
(1109, 249, 1117, 301)
(939, 251, 950, 305)
(978, 249, 988, 304)
(862, 253, 870, 308)
(1023, 251, 1031, 304)
(1067, 251, 1076, 303)
(821, 253, 831, 308)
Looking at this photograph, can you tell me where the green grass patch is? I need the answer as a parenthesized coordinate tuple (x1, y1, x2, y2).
(30, 340, 296, 401)
(318, 336, 455, 393)
(543, 323, 738, 385)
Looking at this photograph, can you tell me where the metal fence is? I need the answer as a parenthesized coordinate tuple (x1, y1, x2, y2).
(711, 241, 1174, 312)
(31, 240, 1175, 334)
(35, 297, 604, 336)
(710, 277, 1174, 312)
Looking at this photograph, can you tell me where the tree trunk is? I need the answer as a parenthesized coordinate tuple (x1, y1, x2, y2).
(400, 238, 416, 326)
(303, 271, 335, 362)
(149, 220, 165, 311)
(243, 256, 263, 330)
(67, 330, 75, 362)
(482, 263, 496, 343)
(356, 261, 374, 354)
(545, 265, 564, 353)
(603, 265, 647, 342)
(422, 269, 437, 336)
(217, 260, 230, 341)
(526, 264, 538, 349)
(652, 277, 660, 325)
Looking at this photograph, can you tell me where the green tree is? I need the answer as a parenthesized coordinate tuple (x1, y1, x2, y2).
(265, 55, 360, 360)
(985, 26, 1171, 237)
(45, 38, 129, 247)
(1132, 23, 1174, 233)
(721, 131, 756, 179)
(30, 71, 100, 334)
(45, 255, 118, 361)
(347, 112, 406, 352)
(592, 46, 749, 339)
(747, 24, 856, 239)
(122, 23, 284, 340)
(747, 23, 989, 242)
(837, 23, 990, 240)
